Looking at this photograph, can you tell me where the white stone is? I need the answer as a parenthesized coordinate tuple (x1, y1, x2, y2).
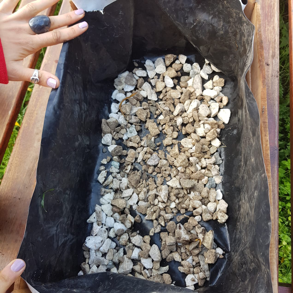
(207, 202, 217, 213)
(131, 235, 143, 247)
(196, 125, 206, 137)
(192, 63, 201, 74)
(167, 178, 181, 188)
(100, 238, 112, 253)
(102, 204, 113, 216)
(179, 54, 187, 64)
(155, 58, 166, 74)
(187, 77, 194, 87)
(98, 171, 107, 184)
(106, 217, 115, 228)
(141, 258, 153, 269)
(177, 117, 183, 127)
(190, 217, 200, 226)
(218, 109, 231, 124)
(216, 190, 223, 200)
(122, 188, 134, 198)
(108, 145, 117, 153)
(214, 175, 222, 184)
(185, 274, 198, 286)
(111, 103, 119, 114)
(126, 125, 138, 138)
(142, 82, 157, 101)
(109, 228, 116, 238)
(211, 138, 221, 147)
(173, 103, 185, 116)
(203, 89, 218, 98)
(192, 74, 203, 97)
(183, 63, 192, 73)
(216, 247, 224, 255)
(181, 138, 193, 148)
(149, 244, 161, 261)
(85, 236, 104, 250)
(187, 99, 200, 114)
(184, 100, 192, 112)
(124, 85, 135, 92)
(136, 70, 147, 77)
(87, 212, 97, 223)
(165, 76, 174, 88)
(128, 193, 138, 206)
(145, 59, 155, 71)
(204, 80, 213, 89)
(131, 248, 141, 260)
(140, 90, 147, 97)
(147, 70, 156, 79)
(111, 267, 118, 273)
(120, 178, 128, 190)
(200, 70, 208, 80)
(217, 200, 228, 213)
(102, 134, 112, 146)
(100, 192, 114, 205)
(103, 175, 113, 187)
(118, 256, 133, 274)
(210, 103, 219, 117)
(158, 185, 168, 203)
(202, 64, 213, 74)
(114, 223, 127, 236)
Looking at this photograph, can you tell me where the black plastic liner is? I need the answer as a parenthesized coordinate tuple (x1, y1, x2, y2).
(18, 0, 273, 292)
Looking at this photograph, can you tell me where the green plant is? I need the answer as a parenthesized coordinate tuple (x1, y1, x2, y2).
(279, 0, 291, 284)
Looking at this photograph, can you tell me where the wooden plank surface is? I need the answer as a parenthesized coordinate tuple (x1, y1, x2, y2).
(0, 1, 56, 164)
(0, 0, 71, 271)
(246, 1, 280, 292)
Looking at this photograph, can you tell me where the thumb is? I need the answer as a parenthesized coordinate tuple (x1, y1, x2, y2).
(0, 259, 26, 293)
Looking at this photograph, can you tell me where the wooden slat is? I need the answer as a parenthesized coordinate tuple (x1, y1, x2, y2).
(248, 4, 278, 292)
(0, 1, 56, 164)
(258, 0, 280, 292)
(0, 0, 71, 271)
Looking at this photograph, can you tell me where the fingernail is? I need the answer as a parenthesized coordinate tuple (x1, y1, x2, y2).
(75, 9, 84, 15)
(11, 260, 25, 272)
(79, 21, 88, 29)
(47, 78, 57, 89)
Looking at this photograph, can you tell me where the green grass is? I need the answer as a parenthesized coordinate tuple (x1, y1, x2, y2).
(279, 0, 291, 284)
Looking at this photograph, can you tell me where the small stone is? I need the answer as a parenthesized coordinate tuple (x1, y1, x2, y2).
(156, 81, 166, 92)
(202, 230, 214, 249)
(181, 138, 193, 148)
(100, 238, 112, 254)
(198, 104, 211, 118)
(211, 138, 221, 147)
(148, 122, 160, 137)
(204, 249, 217, 264)
(207, 202, 217, 213)
(167, 178, 181, 188)
(85, 236, 104, 250)
(147, 154, 160, 166)
(218, 109, 231, 124)
(155, 58, 167, 74)
(112, 199, 126, 209)
(131, 235, 143, 247)
(165, 76, 174, 88)
(173, 103, 185, 116)
(183, 63, 192, 73)
(166, 221, 176, 233)
(217, 211, 229, 223)
(192, 74, 203, 97)
(118, 256, 133, 274)
(119, 233, 129, 246)
(179, 54, 187, 64)
(136, 70, 147, 77)
(141, 258, 153, 269)
(216, 190, 223, 200)
(185, 274, 198, 287)
(114, 223, 127, 236)
(204, 80, 213, 89)
(210, 103, 219, 117)
(149, 244, 162, 262)
(165, 54, 177, 66)
(163, 274, 172, 284)
(180, 179, 196, 189)
(217, 199, 228, 213)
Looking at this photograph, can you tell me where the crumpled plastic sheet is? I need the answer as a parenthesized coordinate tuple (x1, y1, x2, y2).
(18, 0, 272, 292)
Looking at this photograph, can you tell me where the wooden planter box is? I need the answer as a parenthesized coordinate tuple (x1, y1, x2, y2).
(0, 0, 287, 292)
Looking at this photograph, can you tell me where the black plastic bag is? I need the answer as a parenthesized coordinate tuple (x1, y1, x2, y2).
(19, 0, 273, 292)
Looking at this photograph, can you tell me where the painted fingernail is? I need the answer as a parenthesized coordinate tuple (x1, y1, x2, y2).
(47, 78, 57, 89)
(75, 9, 84, 15)
(11, 260, 25, 272)
(79, 21, 88, 29)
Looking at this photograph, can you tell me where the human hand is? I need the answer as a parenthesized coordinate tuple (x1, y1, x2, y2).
(0, 259, 26, 293)
(0, 0, 88, 88)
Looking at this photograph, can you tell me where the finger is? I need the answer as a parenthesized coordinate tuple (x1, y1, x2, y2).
(0, 259, 26, 293)
(0, 0, 20, 14)
(35, 22, 88, 48)
(15, 0, 59, 19)
(49, 9, 85, 31)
